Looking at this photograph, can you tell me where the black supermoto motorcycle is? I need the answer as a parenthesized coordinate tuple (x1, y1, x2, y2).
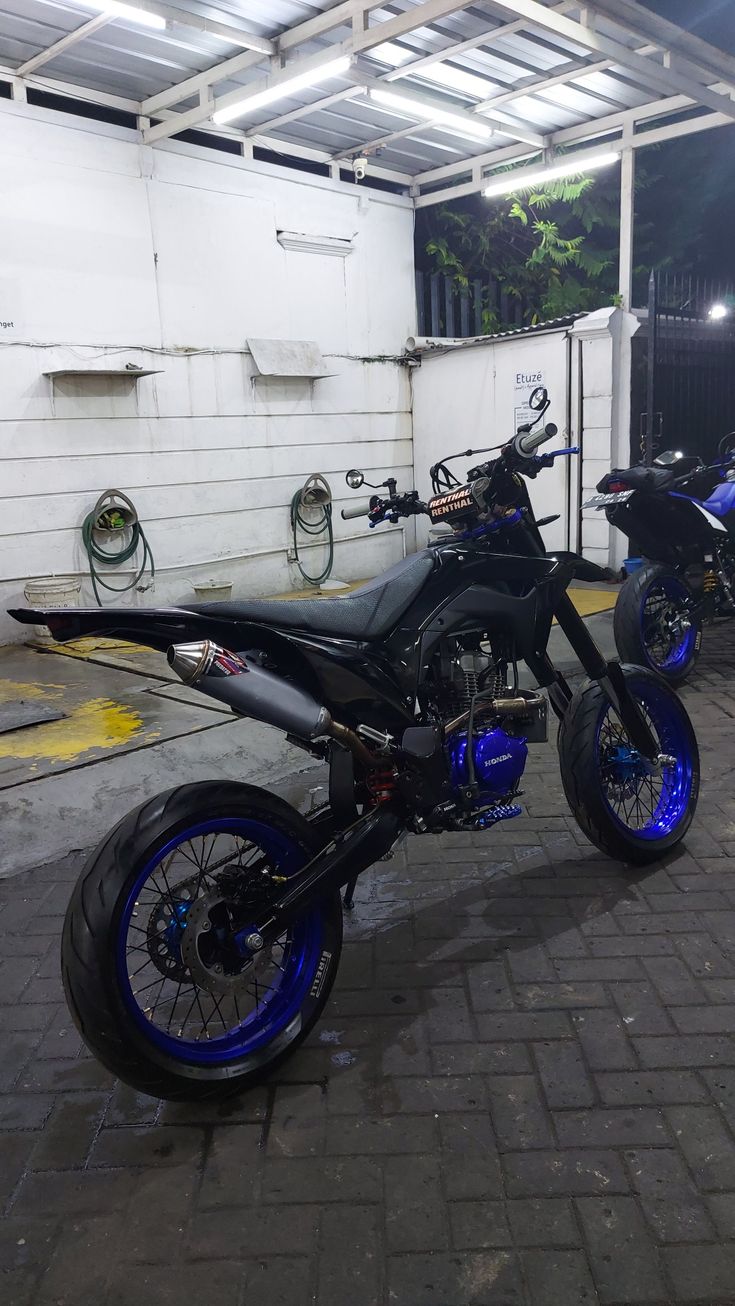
(586, 440, 735, 685)
(10, 389, 699, 1100)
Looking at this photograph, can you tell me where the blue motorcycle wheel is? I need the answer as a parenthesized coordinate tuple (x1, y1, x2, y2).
(61, 782, 342, 1101)
(559, 665, 699, 864)
(614, 564, 700, 686)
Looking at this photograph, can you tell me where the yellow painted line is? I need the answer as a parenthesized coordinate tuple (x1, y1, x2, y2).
(268, 579, 370, 601)
(568, 588, 618, 618)
(0, 697, 151, 765)
(0, 677, 64, 705)
(37, 637, 151, 658)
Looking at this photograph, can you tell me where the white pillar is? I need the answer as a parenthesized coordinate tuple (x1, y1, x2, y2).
(570, 308, 640, 570)
(618, 146, 635, 311)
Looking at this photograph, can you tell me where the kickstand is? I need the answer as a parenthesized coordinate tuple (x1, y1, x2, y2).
(343, 876, 358, 910)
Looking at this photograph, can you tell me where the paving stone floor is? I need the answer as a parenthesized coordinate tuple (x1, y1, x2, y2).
(3, 629, 735, 1304)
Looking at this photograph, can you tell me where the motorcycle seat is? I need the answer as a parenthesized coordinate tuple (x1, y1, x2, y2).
(190, 550, 436, 640)
(597, 465, 675, 493)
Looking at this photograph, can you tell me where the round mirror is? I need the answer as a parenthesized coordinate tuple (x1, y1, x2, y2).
(346, 469, 364, 489)
(529, 386, 548, 411)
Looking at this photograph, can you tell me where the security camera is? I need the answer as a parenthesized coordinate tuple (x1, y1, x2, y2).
(352, 155, 368, 182)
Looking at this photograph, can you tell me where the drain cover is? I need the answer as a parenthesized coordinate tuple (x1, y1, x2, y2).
(0, 703, 66, 734)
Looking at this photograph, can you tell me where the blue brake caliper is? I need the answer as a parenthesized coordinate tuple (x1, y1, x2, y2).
(161, 900, 192, 962)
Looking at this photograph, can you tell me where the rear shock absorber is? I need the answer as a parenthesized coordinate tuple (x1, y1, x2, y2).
(366, 769, 398, 804)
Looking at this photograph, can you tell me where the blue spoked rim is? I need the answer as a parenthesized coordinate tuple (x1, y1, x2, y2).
(595, 678, 694, 841)
(639, 575, 697, 673)
(116, 819, 324, 1064)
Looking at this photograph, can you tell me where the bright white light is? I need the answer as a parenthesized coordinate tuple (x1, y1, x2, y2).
(483, 150, 620, 197)
(213, 55, 352, 125)
(709, 303, 729, 320)
(75, 0, 166, 29)
(416, 62, 497, 100)
(369, 87, 492, 141)
(368, 42, 413, 67)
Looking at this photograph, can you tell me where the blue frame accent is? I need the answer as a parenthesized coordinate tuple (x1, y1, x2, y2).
(116, 818, 324, 1065)
(670, 481, 735, 518)
(596, 677, 694, 841)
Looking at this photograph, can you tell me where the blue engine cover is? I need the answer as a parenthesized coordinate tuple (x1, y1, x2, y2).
(446, 726, 528, 801)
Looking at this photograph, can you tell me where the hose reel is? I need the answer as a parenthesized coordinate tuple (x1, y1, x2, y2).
(81, 490, 155, 607)
(290, 473, 334, 587)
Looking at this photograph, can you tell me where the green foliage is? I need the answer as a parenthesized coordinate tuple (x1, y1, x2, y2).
(417, 168, 619, 331)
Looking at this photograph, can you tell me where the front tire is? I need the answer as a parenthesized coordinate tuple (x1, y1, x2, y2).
(559, 665, 699, 864)
(614, 563, 701, 685)
(62, 782, 343, 1101)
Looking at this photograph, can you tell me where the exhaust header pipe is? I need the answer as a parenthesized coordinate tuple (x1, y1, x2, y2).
(168, 640, 330, 740)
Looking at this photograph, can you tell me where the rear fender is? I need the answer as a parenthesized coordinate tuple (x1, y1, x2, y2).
(7, 605, 319, 694)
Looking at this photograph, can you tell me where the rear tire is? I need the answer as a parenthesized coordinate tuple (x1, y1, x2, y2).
(614, 563, 700, 686)
(559, 665, 699, 864)
(62, 782, 343, 1101)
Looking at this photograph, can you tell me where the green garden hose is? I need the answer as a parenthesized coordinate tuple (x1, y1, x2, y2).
(290, 474, 334, 587)
(81, 490, 155, 606)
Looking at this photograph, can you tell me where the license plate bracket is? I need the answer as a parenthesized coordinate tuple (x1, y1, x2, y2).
(582, 490, 635, 510)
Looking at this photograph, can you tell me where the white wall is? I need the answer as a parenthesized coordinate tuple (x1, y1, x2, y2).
(0, 102, 416, 644)
(571, 308, 640, 570)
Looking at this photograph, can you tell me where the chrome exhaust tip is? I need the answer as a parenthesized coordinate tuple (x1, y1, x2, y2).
(167, 640, 216, 685)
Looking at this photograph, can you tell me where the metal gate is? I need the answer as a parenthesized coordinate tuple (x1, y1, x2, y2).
(633, 270, 735, 464)
(415, 270, 524, 337)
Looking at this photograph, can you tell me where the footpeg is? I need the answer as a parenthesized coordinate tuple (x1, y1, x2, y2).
(473, 802, 522, 830)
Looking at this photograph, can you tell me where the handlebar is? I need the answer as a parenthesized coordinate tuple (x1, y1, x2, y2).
(341, 501, 371, 520)
(513, 423, 557, 459)
(341, 420, 574, 529)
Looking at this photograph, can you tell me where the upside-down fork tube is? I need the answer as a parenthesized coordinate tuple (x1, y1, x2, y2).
(256, 808, 404, 938)
(553, 592, 659, 759)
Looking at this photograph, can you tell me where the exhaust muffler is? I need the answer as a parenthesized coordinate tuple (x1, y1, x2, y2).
(168, 641, 379, 772)
(168, 640, 331, 739)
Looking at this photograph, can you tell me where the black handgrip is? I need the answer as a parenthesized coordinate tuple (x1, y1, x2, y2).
(514, 425, 556, 458)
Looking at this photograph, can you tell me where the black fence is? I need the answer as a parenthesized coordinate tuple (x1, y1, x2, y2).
(632, 270, 735, 464)
(415, 270, 525, 337)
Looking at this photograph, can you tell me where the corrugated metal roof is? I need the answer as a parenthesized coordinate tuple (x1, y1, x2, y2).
(0, 1, 732, 196)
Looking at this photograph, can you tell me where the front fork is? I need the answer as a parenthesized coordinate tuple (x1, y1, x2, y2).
(539, 591, 660, 762)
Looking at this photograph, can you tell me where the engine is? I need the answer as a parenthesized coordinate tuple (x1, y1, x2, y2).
(446, 726, 527, 803)
(399, 633, 546, 831)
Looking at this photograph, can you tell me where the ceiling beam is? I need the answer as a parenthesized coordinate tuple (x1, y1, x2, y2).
(142, 49, 264, 116)
(0, 61, 141, 112)
(144, 44, 352, 145)
(412, 83, 704, 187)
(471, 48, 655, 112)
(245, 86, 364, 137)
(243, 5, 575, 152)
(278, 2, 385, 51)
(482, 0, 735, 121)
(380, 0, 577, 80)
(585, 0, 735, 88)
(355, 71, 546, 147)
(140, 1, 381, 119)
(351, 2, 478, 53)
(17, 13, 113, 77)
(414, 103, 732, 208)
(94, 0, 274, 53)
(138, 0, 572, 158)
